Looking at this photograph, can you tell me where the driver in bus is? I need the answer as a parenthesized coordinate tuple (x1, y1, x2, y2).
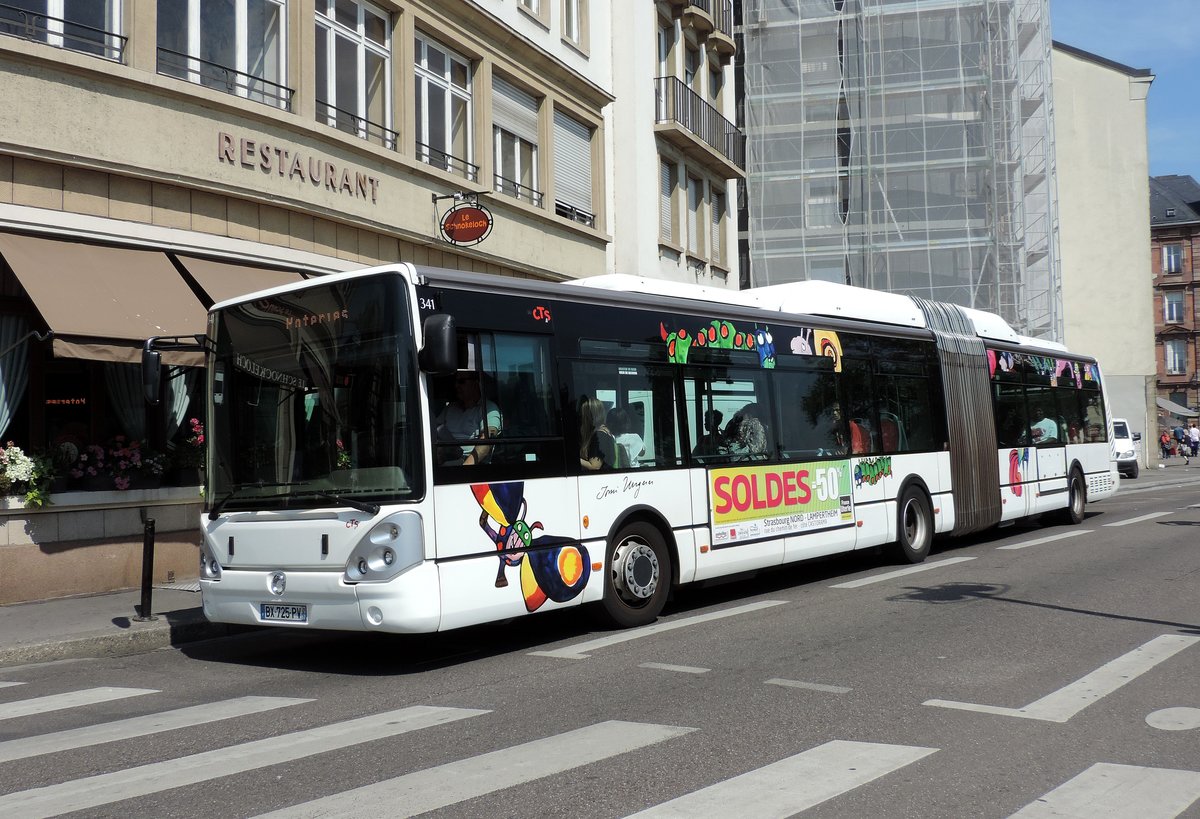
(435, 370, 502, 466)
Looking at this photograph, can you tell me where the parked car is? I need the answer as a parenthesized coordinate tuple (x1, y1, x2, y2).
(1112, 418, 1139, 478)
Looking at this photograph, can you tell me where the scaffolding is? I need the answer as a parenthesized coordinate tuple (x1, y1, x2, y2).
(740, 0, 1061, 341)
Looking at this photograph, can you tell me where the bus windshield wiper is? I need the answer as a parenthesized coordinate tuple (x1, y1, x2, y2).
(209, 481, 309, 520)
(296, 490, 380, 517)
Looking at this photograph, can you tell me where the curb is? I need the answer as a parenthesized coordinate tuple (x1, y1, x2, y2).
(0, 613, 253, 668)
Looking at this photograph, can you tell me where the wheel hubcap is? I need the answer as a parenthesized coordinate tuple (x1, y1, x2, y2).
(612, 539, 659, 602)
(904, 501, 925, 546)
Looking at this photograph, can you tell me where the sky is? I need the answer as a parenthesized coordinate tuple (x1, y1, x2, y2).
(1049, 0, 1200, 181)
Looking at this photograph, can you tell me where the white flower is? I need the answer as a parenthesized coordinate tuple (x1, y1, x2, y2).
(3, 446, 34, 483)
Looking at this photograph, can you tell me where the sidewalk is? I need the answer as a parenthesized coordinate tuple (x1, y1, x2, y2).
(2, 460, 1198, 668)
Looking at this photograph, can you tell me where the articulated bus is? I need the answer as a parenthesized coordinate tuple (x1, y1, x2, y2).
(171, 264, 1118, 633)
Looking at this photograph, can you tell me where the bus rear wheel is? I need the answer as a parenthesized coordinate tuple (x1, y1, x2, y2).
(598, 522, 671, 629)
(893, 486, 932, 564)
(1059, 468, 1086, 525)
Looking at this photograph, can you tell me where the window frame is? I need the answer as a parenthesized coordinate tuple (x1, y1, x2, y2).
(1163, 243, 1183, 274)
(1164, 338, 1188, 375)
(1164, 290, 1185, 324)
(315, 0, 393, 148)
(414, 32, 475, 180)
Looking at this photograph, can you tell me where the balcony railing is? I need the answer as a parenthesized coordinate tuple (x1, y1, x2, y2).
(494, 175, 543, 208)
(157, 47, 293, 111)
(416, 142, 479, 182)
(655, 76, 745, 169)
(555, 201, 595, 228)
(316, 100, 397, 151)
(711, 0, 733, 40)
(0, 3, 126, 61)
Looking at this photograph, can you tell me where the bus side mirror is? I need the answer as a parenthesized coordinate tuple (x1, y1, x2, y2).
(1132, 432, 1142, 442)
(142, 344, 162, 405)
(418, 313, 457, 374)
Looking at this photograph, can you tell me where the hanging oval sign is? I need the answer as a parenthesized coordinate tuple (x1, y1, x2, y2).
(440, 202, 493, 246)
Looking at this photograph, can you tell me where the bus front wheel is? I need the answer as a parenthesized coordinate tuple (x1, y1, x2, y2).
(893, 486, 933, 564)
(598, 522, 671, 628)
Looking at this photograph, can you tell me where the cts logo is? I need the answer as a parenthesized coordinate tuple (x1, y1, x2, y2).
(531, 305, 552, 323)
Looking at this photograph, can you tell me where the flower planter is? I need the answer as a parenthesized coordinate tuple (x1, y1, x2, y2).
(171, 467, 204, 486)
(80, 474, 113, 492)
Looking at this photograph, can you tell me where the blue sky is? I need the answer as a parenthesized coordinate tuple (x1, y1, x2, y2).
(1050, 0, 1200, 181)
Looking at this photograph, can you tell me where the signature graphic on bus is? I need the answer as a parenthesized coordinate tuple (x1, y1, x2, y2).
(472, 482, 591, 612)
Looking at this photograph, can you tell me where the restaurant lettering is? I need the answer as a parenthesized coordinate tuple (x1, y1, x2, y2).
(218, 132, 380, 204)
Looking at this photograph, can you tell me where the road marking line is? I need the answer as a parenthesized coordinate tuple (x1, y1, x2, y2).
(0, 681, 25, 688)
(0, 705, 487, 819)
(830, 557, 975, 589)
(0, 687, 158, 722)
(765, 678, 852, 694)
(528, 600, 787, 660)
(924, 634, 1199, 723)
(1009, 763, 1200, 818)
(626, 740, 937, 817)
(639, 663, 709, 674)
(257, 720, 695, 818)
(0, 696, 312, 764)
(1103, 512, 1172, 527)
(996, 530, 1091, 550)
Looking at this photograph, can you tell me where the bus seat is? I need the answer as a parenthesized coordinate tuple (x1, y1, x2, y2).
(849, 420, 869, 454)
(881, 417, 899, 453)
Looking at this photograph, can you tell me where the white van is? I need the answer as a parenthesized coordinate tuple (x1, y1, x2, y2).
(1112, 418, 1138, 478)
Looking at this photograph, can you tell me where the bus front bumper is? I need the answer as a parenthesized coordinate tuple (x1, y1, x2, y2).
(200, 561, 442, 634)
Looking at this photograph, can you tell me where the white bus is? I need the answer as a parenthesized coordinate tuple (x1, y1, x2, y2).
(153, 264, 1117, 633)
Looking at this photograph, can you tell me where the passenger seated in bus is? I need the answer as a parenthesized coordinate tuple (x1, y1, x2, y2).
(608, 407, 645, 467)
(1029, 405, 1057, 443)
(723, 405, 768, 459)
(692, 409, 724, 457)
(579, 396, 619, 470)
(434, 370, 502, 465)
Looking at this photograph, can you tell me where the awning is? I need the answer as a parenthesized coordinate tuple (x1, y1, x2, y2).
(1156, 396, 1199, 418)
(0, 233, 207, 366)
(176, 255, 307, 306)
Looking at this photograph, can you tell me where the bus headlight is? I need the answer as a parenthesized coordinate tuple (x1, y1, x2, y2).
(199, 541, 223, 580)
(344, 511, 423, 583)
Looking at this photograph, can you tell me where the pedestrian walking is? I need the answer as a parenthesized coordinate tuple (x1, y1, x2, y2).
(1160, 430, 1172, 461)
(1174, 424, 1189, 465)
(1190, 423, 1199, 458)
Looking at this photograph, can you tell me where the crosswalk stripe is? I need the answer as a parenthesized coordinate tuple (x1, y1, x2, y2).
(0, 696, 311, 764)
(0, 687, 158, 721)
(829, 557, 974, 589)
(0, 705, 487, 819)
(626, 740, 937, 817)
(257, 720, 695, 818)
(1009, 763, 1200, 818)
(529, 600, 788, 659)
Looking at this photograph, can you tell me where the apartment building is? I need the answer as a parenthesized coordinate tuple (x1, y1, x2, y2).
(1150, 174, 1200, 430)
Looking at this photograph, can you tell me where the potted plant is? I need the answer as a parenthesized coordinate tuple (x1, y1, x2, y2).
(172, 417, 205, 485)
(0, 441, 34, 499)
(72, 443, 111, 490)
(23, 451, 57, 508)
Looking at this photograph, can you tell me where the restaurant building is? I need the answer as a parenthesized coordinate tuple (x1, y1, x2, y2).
(0, 0, 611, 603)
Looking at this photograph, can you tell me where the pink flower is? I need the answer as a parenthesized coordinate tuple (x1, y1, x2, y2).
(114, 476, 130, 490)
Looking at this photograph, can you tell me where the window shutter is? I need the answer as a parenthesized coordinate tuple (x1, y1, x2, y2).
(492, 77, 538, 144)
(660, 161, 673, 241)
(710, 191, 723, 262)
(553, 110, 593, 214)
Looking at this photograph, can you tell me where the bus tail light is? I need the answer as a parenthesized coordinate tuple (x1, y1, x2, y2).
(344, 511, 423, 583)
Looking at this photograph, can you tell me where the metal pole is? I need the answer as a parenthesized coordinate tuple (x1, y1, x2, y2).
(134, 517, 158, 621)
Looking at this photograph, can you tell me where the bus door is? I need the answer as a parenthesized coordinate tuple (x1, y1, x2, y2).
(993, 382, 1032, 521)
(429, 330, 581, 631)
(1026, 385, 1068, 513)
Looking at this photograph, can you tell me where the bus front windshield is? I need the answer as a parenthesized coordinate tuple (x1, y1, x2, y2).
(209, 274, 423, 512)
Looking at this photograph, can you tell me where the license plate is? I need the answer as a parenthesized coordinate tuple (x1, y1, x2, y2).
(259, 603, 308, 623)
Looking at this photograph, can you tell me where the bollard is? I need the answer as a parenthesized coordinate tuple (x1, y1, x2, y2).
(134, 517, 158, 621)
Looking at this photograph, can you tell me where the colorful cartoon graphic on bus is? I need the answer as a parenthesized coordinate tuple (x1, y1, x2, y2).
(789, 327, 843, 372)
(661, 320, 759, 364)
(472, 482, 591, 611)
(987, 350, 1101, 389)
(755, 327, 776, 369)
(1008, 448, 1029, 496)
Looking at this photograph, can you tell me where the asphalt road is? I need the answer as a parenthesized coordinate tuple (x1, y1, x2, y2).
(0, 484, 1198, 818)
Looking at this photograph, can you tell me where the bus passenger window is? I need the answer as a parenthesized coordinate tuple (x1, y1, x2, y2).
(568, 360, 679, 473)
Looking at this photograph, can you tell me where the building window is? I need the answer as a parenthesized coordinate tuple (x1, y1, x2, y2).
(684, 43, 700, 92)
(710, 188, 725, 265)
(157, 0, 289, 109)
(709, 61, 723, 105)
(1163, 243, 1183, 274)
(315, 0, 392, 149)
(414, 33, 476, 181)
(553, 110, 594, 226)
(519, 0, 538, 12)
(493, 76, 541, 206)
(687, 174, 703, 256)
(1166, 208, 1177, 218)
(1165, 339, 1188, 375)
(657, 20, 673, 76)
(0, 0, 124, 60)
(1164, 291, 1185, 324)
(562, 0, 585, 48)
(660, 159, 676, 243)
